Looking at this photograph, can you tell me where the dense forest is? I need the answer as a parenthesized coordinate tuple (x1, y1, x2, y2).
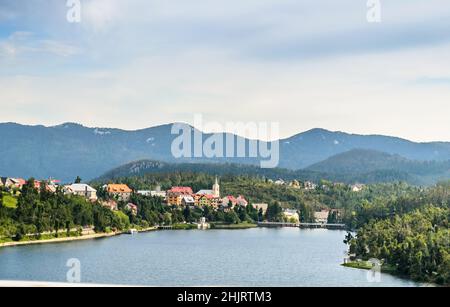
(348, 206, 449, 285)
(95, 157, 448, 186)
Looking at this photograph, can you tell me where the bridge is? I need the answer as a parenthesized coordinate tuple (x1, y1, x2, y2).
(258, 222, 347, 230)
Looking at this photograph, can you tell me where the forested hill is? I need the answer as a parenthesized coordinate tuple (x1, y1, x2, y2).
(1, 122, 450, 181)
(94, 157, 445, 186)
(306, 149, 450, 185)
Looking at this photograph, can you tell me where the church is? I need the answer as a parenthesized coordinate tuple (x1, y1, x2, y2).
(196, 176, 220, 198)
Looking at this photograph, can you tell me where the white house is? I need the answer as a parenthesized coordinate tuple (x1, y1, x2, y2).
(137, 190, 151, 196)
(304, 181, 317, 190)
(137, 190, 167, 198)
(274, 179, 285, 185)
(351, 184, 365, 192)
(314, 210, 330, 224)
(64, 184, 98, 201)
(283, 209, 300, 223)
(181, 196, 195, 207)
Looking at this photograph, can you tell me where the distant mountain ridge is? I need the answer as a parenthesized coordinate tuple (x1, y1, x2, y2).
(306, 149, 450, 185)
(0, 122, 450, 182)
(95, 151, 450, 186)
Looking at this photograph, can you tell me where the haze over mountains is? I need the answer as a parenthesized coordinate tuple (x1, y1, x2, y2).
(0, 122, 449, 185)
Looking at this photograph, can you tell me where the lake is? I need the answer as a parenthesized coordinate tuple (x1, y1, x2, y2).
(0, 228, 424, 286)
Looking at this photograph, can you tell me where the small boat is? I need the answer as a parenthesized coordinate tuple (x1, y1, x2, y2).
(127, 229, 138, 235)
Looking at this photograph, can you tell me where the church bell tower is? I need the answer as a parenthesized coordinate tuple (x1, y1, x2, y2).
(212, 176, 220, 198)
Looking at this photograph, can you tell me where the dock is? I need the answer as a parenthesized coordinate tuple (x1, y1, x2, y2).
(257, 222, 347, 230)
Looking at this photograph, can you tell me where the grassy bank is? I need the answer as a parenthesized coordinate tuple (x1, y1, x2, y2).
(0, 231, 119, 248)
(171, 223, 198, 230)
(342, 261, 400, 276)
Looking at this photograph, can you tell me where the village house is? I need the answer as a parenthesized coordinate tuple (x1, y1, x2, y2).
(137, 190, 151, 197)
(289, 180, 301, 189)
(351, 184, 365, 192)
(151, 190, 167, 198)
(197, 194, 219, 207)
(64, 183, 98, 201)
(304, 181, 317, 191)
(222, 195, 237, 208)
(274, 179, 285, 185)
(101, 199, 118, 211)
(138, 185, 167, 198)
(283, 209, 300, 223)
(181, 195, 195, 207)
(236, 195, 248, 207)
(1, 177, 26, 189)
(106, 184, 133, 201)
(167, 187, 193, 206)
(125, 203, 138, 216)
(0, 177, 8, 188)
(314, 210, 330, 224)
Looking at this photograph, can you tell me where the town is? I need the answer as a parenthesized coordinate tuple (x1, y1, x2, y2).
(0, 175, 361, 229)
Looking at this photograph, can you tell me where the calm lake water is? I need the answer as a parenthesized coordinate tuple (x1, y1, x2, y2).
(0, 228, 424, 286)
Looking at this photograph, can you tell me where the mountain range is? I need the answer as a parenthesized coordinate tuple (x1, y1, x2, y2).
(0, 122, 449, 185)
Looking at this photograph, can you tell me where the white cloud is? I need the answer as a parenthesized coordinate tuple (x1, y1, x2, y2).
(82, 0, 122, 32)
(0, 32, 81, 59)
(1, 0, 450, 142)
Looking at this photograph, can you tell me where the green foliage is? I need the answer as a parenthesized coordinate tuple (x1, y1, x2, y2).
(350, 206, 449, 285)
(1, 193, 18, 208)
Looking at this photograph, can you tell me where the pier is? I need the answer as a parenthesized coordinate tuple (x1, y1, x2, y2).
(157, 225, 173, 230)
(258, 222, 347, 230)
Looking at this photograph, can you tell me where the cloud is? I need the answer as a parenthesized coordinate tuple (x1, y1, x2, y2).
(0, 31, 81, 59)
(0, 0, 450, 142)
(82, 0, 122, 32)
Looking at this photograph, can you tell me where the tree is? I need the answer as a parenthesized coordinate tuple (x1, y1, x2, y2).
(75, 176, 82, 184)
(224, 210, 240, 224)
(266, 202, 283, 222)
(183, 206, 192, 222)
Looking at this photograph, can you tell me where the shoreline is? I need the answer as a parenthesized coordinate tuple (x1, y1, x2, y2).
(0, 227, 159, 249)
(0, 224, 260, 248)
(0, 232, 120, 248)
(341, 261, 439, 287)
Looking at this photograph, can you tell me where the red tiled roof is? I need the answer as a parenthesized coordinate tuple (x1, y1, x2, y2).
(107, 184, 132, 193)
(168, 187, 193, 194)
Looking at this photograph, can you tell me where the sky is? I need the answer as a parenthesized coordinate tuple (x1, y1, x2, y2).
(0, 0, 450, 142)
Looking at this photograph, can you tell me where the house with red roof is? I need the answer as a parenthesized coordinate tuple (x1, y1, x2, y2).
(167, 187, 193, 206)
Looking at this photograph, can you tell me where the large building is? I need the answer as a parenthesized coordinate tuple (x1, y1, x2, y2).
(167, 187, 193, 206)
(106, 184, 133, 201)
(64, 183, 98, 201)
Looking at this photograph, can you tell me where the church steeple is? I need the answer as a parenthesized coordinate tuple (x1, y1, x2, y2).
(212, 176, 220, 198)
